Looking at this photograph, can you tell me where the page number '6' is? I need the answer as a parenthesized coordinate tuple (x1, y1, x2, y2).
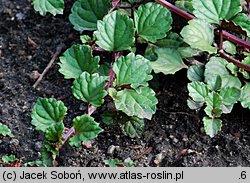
(240, 171, 247, 180)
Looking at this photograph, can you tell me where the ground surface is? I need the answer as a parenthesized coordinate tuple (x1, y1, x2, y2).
(0, 0, 250, 167)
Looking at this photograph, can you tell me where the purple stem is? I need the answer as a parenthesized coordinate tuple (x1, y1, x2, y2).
(61, 127, 75, 145)
(155, 0, 250, 72)
(219, 29, 223, 50)
(61, 52, 121, 147)
(155, 0, 250, 49)
(219, 50, 250, 72)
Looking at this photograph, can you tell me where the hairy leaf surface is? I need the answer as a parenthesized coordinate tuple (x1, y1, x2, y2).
(192, 0, 242, 24)
(175, 0, 194, 13)
(31, 98, 67, 132)
(203, 117, 222, 138)
(59, 44, 99, 79)
(187, 81, 209, 102)
(70, 115, 103, 147)
(180, 19, 216, 53)
(205, 57, 242, 89)
(69, 0, 111, 31)
(45, 122, 64, 142)
(187, 65, 204, 82)
(72, 72, 107, 107)
(33, 0, 64, 16)
(154, 32, 183, 48)
(94, 10, 135, 51)
(220, 87, 240, 106)
(123, 117, 144, 138)
(134, 2, 172, 43)
(232, 13, 250, 37)
(113, 53, 152, 88)
(150, 48, 187, 75)
(114, 87, 158, 120)
(204, 92, 223, 118)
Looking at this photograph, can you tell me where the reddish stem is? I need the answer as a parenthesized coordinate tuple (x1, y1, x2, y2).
(155, 0, 250, 49)
(61, 52, 121, 147)
(215, 30, 250, 49)
(61, 127, 75, 145)
(155, 0, 250, 72)
(219, 50, 250, 72)
(156, 0, 194, 20)
(219, 29, 223, 50)
(104, 52, 121, 90)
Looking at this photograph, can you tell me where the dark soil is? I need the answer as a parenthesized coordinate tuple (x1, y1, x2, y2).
(0, 0, 250, 167)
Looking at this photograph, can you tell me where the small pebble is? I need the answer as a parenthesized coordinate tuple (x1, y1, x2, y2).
(16, 12, 25, 20)
(173, 138, 178, 143)
(27, 55, 32, 60)
(0, 72, 4, 79)
(107, 145, 116, 154)
(154, 153, 163, 165)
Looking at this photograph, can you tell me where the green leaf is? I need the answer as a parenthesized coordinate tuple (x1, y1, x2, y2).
(177, 47, 200, 58)
(203, 117, 222, 138)
(187, 64, 204, 82)
(103, 159, 122, 167)
(0, 123, 13, 137)
(108, 88, 117, 99)
(134, 2, 172, 43)
(32, 0, 64, 16)
(150, 48, 187, 75)
(240, 56, 250, 79)
(69, 115, 103, 147)
(80, 35, 92, 44)
(94, 10, 135, 51)
(220, 87, 240, 106)
(43, 141, 59, 156)
(192, 0, 242, 24)
(207, 75, 222, 91)
(97, 63, 110, 76)
(72, 72, 107, 107)
(31, 98, 67, 132)
(123, 117, 144, 138)
(59, 44, 100, 79)
(102, 111, 119, 126)
(175, 0, 194, 14)
(145, 46, 157, 61)
(41, 146, 52, 166)
(23, 161, 47, 167)
(204, 92, 222, 118)
(205, 57, 242, 89)
(69, 0, 111, 31)
(222, 41, 236, 55)
(180, 19, 216, 53)
(102, 111, 130, 126)
(187, 99, 204, 110)
(221, 104, 234, 114)
(154, 32, 183, 48)
(226, 63, 238, 76)
(45, 122, 64, 142)
(113, 53, 152, 88)
(187, 81, 209, 102)
(240, 83, 250, 109)
(102, 111, 144, 138)
(1, 155, 17, 163)
(128, 0, 142, 4)
(114, 87, 158, 120)
(232, 13, 250, 37)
